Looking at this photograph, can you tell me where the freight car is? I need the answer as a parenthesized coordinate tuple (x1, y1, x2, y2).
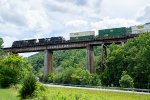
(70, 31, 95, 40)
(97, 23, 150, 39)
(98, 27, 130, 38)
(130, 23, 150, 34)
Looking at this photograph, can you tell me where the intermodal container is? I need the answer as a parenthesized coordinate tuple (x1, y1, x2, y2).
(70, 31, 95, 40)
(131, 23, 150, 34)
(98, 27, 129, 38)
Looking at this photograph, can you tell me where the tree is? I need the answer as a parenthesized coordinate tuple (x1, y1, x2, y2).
(0, 54, 32, 88)
(0, 38, 4, 57)
(124, 33, 150, 88)
(119, 71, 134, 88)
(103, 33, 150, 88)
(101, 43, 127, 86)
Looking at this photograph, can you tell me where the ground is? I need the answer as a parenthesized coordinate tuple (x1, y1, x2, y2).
(0, 85, 150, 100)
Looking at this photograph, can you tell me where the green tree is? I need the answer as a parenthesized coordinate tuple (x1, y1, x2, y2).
(119, 71, 134, 88)
(0, 54, 32, 88)
(101, 43, 127, 86)
(0, 38, 5, 57)
(103, 33, 150, 88)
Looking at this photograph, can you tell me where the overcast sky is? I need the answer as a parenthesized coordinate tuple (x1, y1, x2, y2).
(0, 0, 150, 56)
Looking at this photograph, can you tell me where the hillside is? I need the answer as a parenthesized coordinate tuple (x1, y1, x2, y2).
(27, 47, 101, 73)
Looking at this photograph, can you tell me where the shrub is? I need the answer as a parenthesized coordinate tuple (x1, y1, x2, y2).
(19, 74, 47, 99)
(20, 74, 37, 99)
(53, 72, 63, 83)
(48, 67, 101, 86)
(71, 68, 91, 85)
(61, 67, 75, 84)
(119, 71, 134, 88)
(89, 74, 101, 86)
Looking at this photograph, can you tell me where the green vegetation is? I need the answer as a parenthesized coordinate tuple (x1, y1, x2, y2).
(0, 86, 20, 100)
(119, 71, 134, 88)
(46, 87, 150, 100)
(0, 54, 31, 88)
(19, 74, 46, 99)
(48, 67, 101, 86)
(1, 86, 150, 100)
(102, 33, 150, 88)
(28, 47, 101, 72)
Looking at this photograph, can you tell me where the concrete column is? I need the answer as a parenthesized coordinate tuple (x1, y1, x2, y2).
(44, 50, 53, 76)
(86, 45, 95, 73)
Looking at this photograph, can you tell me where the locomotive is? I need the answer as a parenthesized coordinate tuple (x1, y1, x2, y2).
(12, 22, 150, 47)
(12, 36, 65, 47)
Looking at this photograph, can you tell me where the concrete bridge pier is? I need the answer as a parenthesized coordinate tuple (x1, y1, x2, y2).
(44, 50, 53, 77)
(86, 45, 95, 73)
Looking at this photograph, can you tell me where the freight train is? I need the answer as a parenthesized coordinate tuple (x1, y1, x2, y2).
(12, 22, 150, 47)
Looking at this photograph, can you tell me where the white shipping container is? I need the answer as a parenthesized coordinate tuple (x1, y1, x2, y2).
(70, 31, 95, 37)
(131, 23, 150, 34)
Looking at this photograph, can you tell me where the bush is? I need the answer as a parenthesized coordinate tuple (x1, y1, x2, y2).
(119, 71, 134, 88)
(62, 67, 75, 84)
(0, 54, 31, 88)
(71, 68, 91, 85)
(48, 67, 101, 86)
(89, 74, 101, 86)
(20, 74, 37, 99)
(19, 74, 47, 99)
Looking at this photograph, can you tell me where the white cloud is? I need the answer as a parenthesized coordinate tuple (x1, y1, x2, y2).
(101, 0, 150, 19)
(136, 5, 150, 23)
(2, 36, 17, 47)
(0, 0, 150, 57)
(65, 20, 89, 32)
(91, 17, 140, 30)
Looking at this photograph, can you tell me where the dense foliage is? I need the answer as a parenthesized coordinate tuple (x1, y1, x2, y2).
(0, 54, 31, 88)
(102, 33, 150, 89)
(119, 71, 134, 88)
(48, 67, 101, 86)
(19, 74, 46, 99)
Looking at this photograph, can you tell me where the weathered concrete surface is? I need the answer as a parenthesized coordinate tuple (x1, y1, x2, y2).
(44, 50, 53, 76)
(86, 45, 95, 73)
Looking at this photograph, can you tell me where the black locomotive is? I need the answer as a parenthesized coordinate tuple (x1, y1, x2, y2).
(12, 36, 66, 48)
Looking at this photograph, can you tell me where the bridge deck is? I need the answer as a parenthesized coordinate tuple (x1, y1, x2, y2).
(3, 35, 136, 53)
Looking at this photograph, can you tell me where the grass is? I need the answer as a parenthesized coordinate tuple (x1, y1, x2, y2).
(0, 86, 150, 100)
(46, 87, 150, 100)
(0, 87, 20, 100)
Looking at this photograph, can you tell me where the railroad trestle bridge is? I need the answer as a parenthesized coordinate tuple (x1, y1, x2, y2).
(3, 36, 136, 76)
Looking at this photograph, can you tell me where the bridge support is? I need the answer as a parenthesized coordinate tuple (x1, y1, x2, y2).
(100, 44, 107, 72)
(86, 45, 95, 73)
(44, 50, 53, 76)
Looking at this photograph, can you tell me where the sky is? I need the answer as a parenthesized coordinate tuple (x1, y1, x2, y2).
(0, 0, 150, 56)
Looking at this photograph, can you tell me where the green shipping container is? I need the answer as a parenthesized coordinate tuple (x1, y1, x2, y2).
(98, 27, 130, 38)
